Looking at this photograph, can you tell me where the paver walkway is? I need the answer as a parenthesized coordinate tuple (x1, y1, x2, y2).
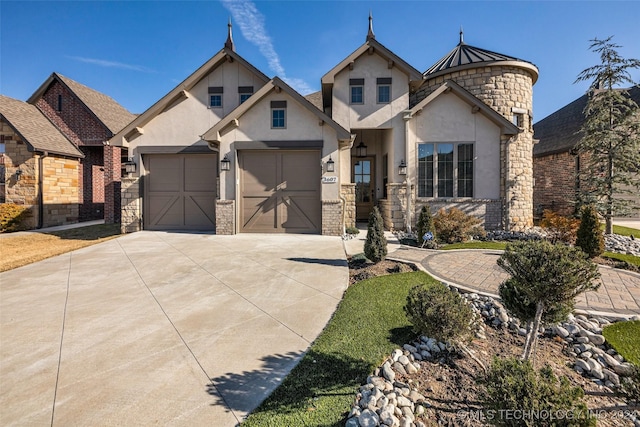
(389, 247, 640, 318)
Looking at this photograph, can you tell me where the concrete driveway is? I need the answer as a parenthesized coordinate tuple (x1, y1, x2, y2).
(0, 231, 349, 426)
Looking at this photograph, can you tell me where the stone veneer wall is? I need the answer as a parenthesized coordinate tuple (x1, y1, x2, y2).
(121, 176, 141, 233)
(415, 200, 502, 231)
(341, 184, 356, 228)
(380, 183, 407, 230)
(215, 199, 235, 235)
(412, 65, 535, 231)
(1, 123, 80, 228)
(322, 200, 342, 235)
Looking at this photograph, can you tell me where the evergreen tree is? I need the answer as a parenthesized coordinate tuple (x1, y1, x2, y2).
(415, 205, 436, 246)
(497, 241, 600, 361)
(574, 36, 640, 234)
(576, 204, 605, 258)
(364, 206, 387, 263)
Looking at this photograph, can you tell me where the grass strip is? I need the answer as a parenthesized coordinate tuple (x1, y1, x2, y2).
(602, 251, 640, 267)
(602, 320, 640, 366)
(611, 225, 640, 237)
(0, 224, 121, 272)
(242, 271, 437, 426)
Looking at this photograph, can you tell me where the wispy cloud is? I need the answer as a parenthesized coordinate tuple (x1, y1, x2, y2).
(67, 56, 154, 73)
(221, 0, 314, 95)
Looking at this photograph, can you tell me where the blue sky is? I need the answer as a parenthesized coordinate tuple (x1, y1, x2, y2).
(1, 1, 639, 121)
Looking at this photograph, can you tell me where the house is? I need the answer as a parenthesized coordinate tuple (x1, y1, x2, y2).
(0, 95, 84, 228)
(28, 73, 136, 224)
(533, 86, 640, 218)
(111, 18, 538, 235)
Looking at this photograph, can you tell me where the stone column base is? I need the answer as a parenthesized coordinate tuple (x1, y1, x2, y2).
(322, 200, 342, 235)
(121, 176, 141, 233)
(215, 199, 235, 235)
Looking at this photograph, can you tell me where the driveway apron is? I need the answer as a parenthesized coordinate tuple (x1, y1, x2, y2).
(0, 231, 348, 426)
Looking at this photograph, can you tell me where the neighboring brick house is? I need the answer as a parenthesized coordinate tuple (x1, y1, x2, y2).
(28, 73, 135, 223)
(533, 86, 640, 218)
(0, 95, 84, 228)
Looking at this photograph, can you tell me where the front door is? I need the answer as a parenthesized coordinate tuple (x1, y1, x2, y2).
(353, 157, 375, 221)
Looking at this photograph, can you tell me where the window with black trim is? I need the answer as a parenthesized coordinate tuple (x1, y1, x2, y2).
(350, 78, 364, 104)
(238, 86, 253, 104)
(377, 77, 391, 103)
(208, 86, 223, 108)
(271, 100, 286, 128)
(418, 143, 474, 198)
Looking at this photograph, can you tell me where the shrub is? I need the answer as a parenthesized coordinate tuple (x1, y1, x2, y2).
(364, 206, 387, 263)
(617, 364, 640, 405)
(482, 357, 595, 427)
(404, 282, 476, 345)
(415, 205, 436, 244)
(575, 204, 604, 258)
(433, 207, 485, 244)
(540, 210, 580, 244)
(497, 241, 600, 360)
(345, 226, 360, 235)
(0, 203, 30, 232)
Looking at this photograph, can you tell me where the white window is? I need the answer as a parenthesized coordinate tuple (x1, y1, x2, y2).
(418, 143, 474, 198)
(350, 78, 364, 104)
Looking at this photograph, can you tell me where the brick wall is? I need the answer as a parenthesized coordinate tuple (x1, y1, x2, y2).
(35, 79, 122, 223)
(533, 152, 577, 217)
(321, 200, 342, 235)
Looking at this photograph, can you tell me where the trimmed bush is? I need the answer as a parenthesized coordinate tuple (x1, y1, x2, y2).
(0, 203, 30, 232)
(576, 204, 604, 258)
(364, 206, 387, 263)
(540, 210, 580, 244)
(404, 282, 476, 345)
(415, 205, 436, 245)
(345, 226, 360, 235)
(433, 207, 485, 243)
(482, 357, 595, 427)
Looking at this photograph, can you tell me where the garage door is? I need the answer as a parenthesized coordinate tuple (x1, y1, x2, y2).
(240, 150, 320, 233)
(144, 154, 217, 231)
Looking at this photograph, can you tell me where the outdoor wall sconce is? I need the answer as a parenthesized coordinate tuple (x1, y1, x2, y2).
(398, 159, 407, 176)
(356, 141, 367, 158)
(220, 155, 231, 171)
(325, 156, 335, 173)
(124, 159, 136, 174)
(15, 169, 23, 181)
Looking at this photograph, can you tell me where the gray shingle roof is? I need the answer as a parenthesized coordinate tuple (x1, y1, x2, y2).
(533, 86, 640, 157)
(305, 91, 323, 111)
(0, 95, 84, 158)
(55, 74, 135, 134)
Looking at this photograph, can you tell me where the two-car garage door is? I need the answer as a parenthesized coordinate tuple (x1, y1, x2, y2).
(239, 150, 321, 233)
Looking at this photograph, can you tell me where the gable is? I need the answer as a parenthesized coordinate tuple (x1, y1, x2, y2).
(110, 48, 269, 148)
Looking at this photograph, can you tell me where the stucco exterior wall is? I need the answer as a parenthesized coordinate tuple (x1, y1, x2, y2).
(414, 65, 536, 230)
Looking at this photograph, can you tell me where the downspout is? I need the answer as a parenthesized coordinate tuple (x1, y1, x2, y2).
(403, 110, 413, 232)
(37, 151, 48, 229)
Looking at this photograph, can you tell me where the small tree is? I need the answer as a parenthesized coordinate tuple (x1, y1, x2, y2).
(575, 36, 640, 234)
(405, 282, 485, 372)
(576, 204, 605, 258)
(364, 206, 387, 263)
(497, 241, 601, 360)
(482, 357, 595, 427)
(433, 207, 485, 243)
(415, 205, 436, 247)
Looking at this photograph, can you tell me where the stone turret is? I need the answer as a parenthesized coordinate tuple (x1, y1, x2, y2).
(412, 32, 539, 230)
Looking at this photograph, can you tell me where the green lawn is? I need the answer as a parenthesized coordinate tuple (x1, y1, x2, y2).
(602, 251, 640, 267)
(611, 225, 640, 237)
(241, 271, 437, 426)
(602, 320, 640, 366)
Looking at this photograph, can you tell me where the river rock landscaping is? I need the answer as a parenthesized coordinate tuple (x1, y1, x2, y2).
(344, 280, 640, 427)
